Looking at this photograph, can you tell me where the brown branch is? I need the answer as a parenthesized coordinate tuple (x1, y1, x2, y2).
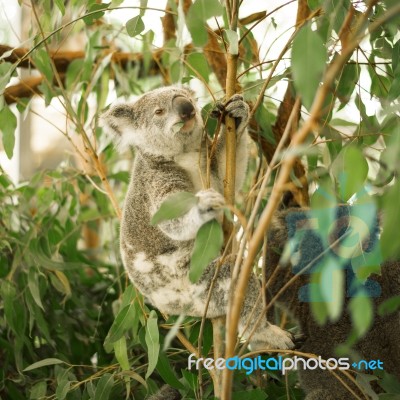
(270, 0, 311, 206)
(4, 76, 44, 104)
(0, 44, 160, 74)
(338, 4, 356, 52)
(239, 11, 267, 26)
(2, 49, 162, 105)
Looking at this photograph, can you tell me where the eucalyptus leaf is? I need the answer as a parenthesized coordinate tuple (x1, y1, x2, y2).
(126, 15, 145, 37)
(0, 105, 17, 159)
(55, 380, 70, 400)
(186, 53, 210, 83)
(378, 295, 400, 316)
(337, 63, 360, 104)
(392, 39, 400, 72)
(292, 23, 327, 110)
(94, 373, 114, 400)
(104, 303, 136, 347)
(113, 336, 130, 371)
(189, 219, 223, 283)
(145, 310, 160, 379)
(186, 0, 223, 46)
(151, 192, 198, 226)
(54, 0, 66, 15)
(331, 145, 368, 201)
(349, 294, 373, 337)
(83, 3, 110, 25)
(23, 358, 65, 372)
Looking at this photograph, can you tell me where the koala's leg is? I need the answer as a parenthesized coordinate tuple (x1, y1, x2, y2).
(195, 256, 295, 350)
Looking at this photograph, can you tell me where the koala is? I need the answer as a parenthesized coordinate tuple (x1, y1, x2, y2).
(101, 86, 295, 351)
(266, 206, 400, 399)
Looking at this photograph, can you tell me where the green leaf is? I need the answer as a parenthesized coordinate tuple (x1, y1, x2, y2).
(307, 0, 322, 10)
(54, 0, 65, 15)
(83, 3, 110, 25)
(113, 336, 130, 371)
(151, 192, 198, 225)
(186, 0, 223, 46)
(66, 59, 84, 90)
(94, 373, 114, 400)
(23, 358, 65, 372)
(225, 29, 239, 55)
(380, 180, 400, 259)
(28, 269, 44, 311)
(370, 74, 390, 99)
(186, 53, 211, 83)
(337, 63, 360, 104)
(32, 49, 53, 83)
(30, 381, 47, 399)
(126, 15, 145, 37)
(145, 310, 160, 379)
(254, 104, 275, 144)
(392, 39, 400, 73)
(0, 62, 14, 93)
(349, 294, 372, 337)
(156, 353, 185, 390)
(355, 374, 379, 400)
(331, 145, 368, 201)
(292, 23, 327, 110)
(378, 295, 400, 316)
(388, 73, 400, 101)
(0, 105, 17, 159)
(189, 219, 223, 283)
(320, 257, 344, 321)
(55, 380, 70, 400)
(104, 303, 136, 346)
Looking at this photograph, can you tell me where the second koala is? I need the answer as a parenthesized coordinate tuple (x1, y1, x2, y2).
(102, 86, 295, 350)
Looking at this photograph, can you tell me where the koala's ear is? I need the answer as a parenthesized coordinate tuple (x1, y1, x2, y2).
(100, 103, 135, 138)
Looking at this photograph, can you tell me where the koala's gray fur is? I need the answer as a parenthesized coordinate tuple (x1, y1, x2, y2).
(266, 207, 400, 399)
(102, 86, 295, 351)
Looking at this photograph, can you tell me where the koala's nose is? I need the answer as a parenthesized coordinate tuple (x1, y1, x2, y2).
(173, 96, 195, 121)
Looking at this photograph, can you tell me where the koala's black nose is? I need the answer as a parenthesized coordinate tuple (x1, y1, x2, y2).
(173, 96, 195, 121)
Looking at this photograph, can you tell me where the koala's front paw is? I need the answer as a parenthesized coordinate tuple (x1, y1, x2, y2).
(266, 325, 296, 350)
(211, 94, 250, 131)
(196, 189, 225, 221)
(251, 324, 295, 351)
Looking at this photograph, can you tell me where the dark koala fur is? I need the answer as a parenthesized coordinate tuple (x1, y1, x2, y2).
(266, 206, 400, 399)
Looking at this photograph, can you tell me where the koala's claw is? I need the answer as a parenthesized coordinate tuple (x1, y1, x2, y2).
(210, 94, 249, 130)
(210, 102, 225, 119)
(196, 189, 225, 215)
(249, 325, 296, 352)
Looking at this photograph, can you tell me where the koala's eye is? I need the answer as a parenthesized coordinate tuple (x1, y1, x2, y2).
(154, 108, 165, 116)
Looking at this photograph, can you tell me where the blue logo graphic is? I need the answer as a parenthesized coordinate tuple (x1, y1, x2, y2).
(283, 203, 382, 302)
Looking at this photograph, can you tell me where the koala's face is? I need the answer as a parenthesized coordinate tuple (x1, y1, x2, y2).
(101, 86, 203, 156)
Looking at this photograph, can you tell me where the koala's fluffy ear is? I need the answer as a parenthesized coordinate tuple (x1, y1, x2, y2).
(100, 103, 137, 150)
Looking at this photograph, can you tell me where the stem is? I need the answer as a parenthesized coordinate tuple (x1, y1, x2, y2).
(214, 2, 240, 399)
